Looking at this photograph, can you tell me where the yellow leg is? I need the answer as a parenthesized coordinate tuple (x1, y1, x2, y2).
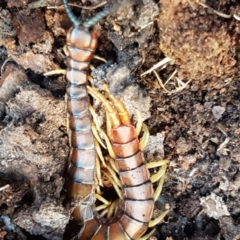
(68, 148, 73, 164)
(63, 45, 68, 56)
(153, 163, 168, 201)
(139, 123, 150, 150)
(96, 186, 101, 195)
(87, 85, 121, 128)
(88, 75, 93, 82)
(88, 105, 100, 131)
(95, 196, 120, 218)
(106, 166, 122, 188)
(109, 157, 119, 173)
(103, 84, 131, 125)
(99, 208, 109, 218)
(138, 229, 156, 240)
(135, 109, 143, 137)
(113, 199, 121, 217)
(107, 200, 117, 218)
(89, 105, 116, 158)
(146, 160, 169, 169)
(102, 170, 123, 200)
(95, 193, 111, 205)
(99, 128, 116, 159)
(43, 67, 92, 84)
(99, 199, 121, 218)
(106, 112, 113, 141)
(138, 160, 169, 239)
(93, 55, 107, 63)
(147, 160, 169, 183)
(146, 159, 169, 201)
(94, 139, 106, 167)
(95, 203, 111, 212)
(89, 64, 95, 71)
(43, 69, 66, 76)
(95, 156, 103, 187)
(91, 122, 107, 149)
(149, 209, 169, 228)
(68, 130, 72, 149)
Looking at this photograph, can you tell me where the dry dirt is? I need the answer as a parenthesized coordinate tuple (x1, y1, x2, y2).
(0, 0, 239, 240)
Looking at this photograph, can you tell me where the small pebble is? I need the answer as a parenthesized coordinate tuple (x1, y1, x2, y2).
(212, 106, 225, 121)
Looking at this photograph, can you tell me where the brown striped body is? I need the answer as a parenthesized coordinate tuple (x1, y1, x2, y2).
(78, 124, 154, 240)
(65, 26, 98, 202)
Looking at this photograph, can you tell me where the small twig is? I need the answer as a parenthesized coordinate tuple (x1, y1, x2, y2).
(69, 1, 107, 10)
(153, 70, 191, 94)
(163, 69, 177, 87)
(198, 1, 238, 20)
(141, 57, 171, 77)
(139, 21, 154, 31)
(0, 184, 10, 191)
(46, 5, 62, 9)
(47, 1, 107, 10)
(153, 70, 171, 93)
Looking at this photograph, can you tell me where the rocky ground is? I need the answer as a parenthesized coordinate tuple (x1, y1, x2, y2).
(0, 0, 239, 239)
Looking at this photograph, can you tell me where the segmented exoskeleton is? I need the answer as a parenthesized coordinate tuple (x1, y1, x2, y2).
(63, 1, 168, 239)
(63, 0, 110, 215)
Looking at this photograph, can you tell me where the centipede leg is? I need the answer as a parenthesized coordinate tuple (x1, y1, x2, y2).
(138, 229, 156, 240)
(94, 139, 106, 167)
(135, 109, 143, 136)
(103, 84, 131, 125)
(93, 113, 109, 159)
(43, 69, 67, 76)
(137, 160, 169, 239)
(91, 121, 106, 149)
(95, 156, 103, 186)
(93, 55, 107, 63)
(139, 123, 150, 150)
(148, 209, 169, 228)
(148, 160, 169, 183)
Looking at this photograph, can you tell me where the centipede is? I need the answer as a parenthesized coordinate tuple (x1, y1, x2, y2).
(63, 0, 168, 239)
(79, 85, 155, 240)
(63, 0, 110, 229)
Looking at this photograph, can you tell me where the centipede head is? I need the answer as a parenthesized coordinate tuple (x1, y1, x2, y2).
(66, 27, 98, 50)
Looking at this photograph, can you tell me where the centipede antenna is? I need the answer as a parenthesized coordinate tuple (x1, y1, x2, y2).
(63, 0, 81, 26)
(83, 8, 111, 28)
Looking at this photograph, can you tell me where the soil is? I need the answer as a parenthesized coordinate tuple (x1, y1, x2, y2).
(0, 0, 239, 240)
